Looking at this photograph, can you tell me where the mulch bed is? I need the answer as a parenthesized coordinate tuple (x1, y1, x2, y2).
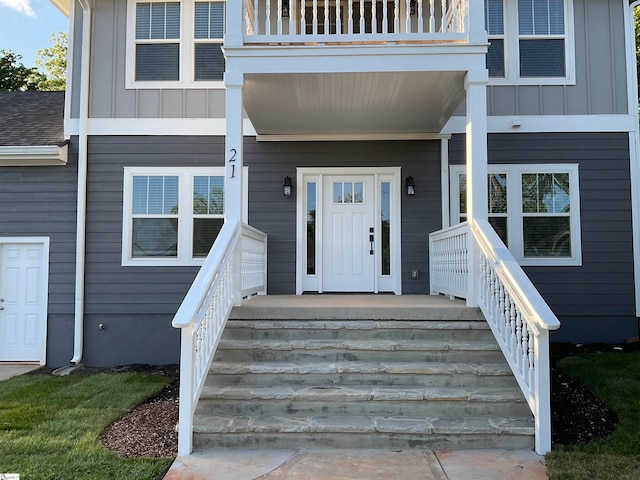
(31, 341, 639, 458)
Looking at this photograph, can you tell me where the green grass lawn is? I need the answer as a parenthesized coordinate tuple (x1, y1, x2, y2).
(546, 352, 640, 480)
(0, 371, 174, 480)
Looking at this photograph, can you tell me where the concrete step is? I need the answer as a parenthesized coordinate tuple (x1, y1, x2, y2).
(214, 339, 504, 363)
(195, 385, 531, 417)
(192, 414, 534, 450)
(205, 361, 519, 388)
(222, 320, 495, 342)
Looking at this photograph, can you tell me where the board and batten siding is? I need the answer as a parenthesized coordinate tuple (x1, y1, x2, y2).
(450, 132, 637, 344)
(70, 0, 628, 121)
(0, 147, 78, 367)
(82, 136, 441, 365)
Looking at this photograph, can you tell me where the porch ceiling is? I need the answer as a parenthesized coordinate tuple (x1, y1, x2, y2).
(243, 71, 466, 137)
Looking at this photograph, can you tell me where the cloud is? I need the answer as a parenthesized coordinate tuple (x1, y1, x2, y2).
(0, 0, 36, 17)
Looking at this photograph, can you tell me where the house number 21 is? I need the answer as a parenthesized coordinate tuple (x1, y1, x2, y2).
(228, 148, 237, 178)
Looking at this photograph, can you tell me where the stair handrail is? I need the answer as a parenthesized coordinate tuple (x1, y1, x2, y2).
(470, 219, 560, 454)
(172, 219, 267, 455)
(429, 219, 560, 454)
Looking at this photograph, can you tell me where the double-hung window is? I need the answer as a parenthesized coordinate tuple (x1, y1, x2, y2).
(485, 0, 574, 84)
(127, 0, 226, 88)
(122, 166, 246, 266)
(451, 164, 581, 266)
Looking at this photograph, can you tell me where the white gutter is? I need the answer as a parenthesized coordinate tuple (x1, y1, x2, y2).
(71, 0, 91, 366)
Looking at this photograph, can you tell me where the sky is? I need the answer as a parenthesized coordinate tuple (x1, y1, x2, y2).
(0, 0, 68, 68)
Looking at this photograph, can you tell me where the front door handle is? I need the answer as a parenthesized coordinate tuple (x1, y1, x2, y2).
(369, 227, 374, 255)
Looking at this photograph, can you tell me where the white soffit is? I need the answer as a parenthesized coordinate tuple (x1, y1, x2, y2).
(243, 71, 466, 136)
(0, 145, 68, 166)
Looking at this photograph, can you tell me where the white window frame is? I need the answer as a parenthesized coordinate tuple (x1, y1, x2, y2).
(122, 166, 247, 266)
(450, 163, 582, 266)
(487, 0, 576, 86)
(126, 0, 226, 89)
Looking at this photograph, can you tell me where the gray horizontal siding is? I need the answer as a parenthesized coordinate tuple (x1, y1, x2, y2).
(0, 147, 79, 367)
(82, 136, 442, 365)
(450, 132, 637, 344)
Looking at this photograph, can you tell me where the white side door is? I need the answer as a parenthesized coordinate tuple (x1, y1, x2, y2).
(0, 242, 48, 363)
(322, 175, 375, 292)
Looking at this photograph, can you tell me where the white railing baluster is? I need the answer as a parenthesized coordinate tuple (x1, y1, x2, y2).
(418, 0, 424, 33)
(394, 0, 399, 33)
(336, 0, 342, 33)
(359, 0, 365, 34)
(371, 0, 377, 34)
(382, 0, 388, 33)
(173, 220, 267, 456)
(313, 0, 318, 35)
(429, 219, 560, 454)
(324, 0, 329, 34)
(277, 0, 283, 35)
(348, 0, 353, 34)
(441, 0, 446, 32)
(300, 0, 306, 35)
(429, 0, 435, 32)
(405, 0, 411, 33)
(265, 0, 271, 35)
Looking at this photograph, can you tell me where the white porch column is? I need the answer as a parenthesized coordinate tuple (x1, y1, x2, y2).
(225, 0, 244, 47)
(465, 69, 489, 307)
(467, 0, 488, 44)
(225, 71, 244, 305)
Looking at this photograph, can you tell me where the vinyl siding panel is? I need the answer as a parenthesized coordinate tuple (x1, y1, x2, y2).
(450, 132, 636, 344)
(0, 145, 78, 367)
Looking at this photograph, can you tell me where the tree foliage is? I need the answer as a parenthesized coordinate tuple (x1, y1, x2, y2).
(35, 32, 67, 91)
(0, 50, 44, 91)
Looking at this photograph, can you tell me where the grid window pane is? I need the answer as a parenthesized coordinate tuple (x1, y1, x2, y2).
(489, 217, 508, 246)
(132, 175, 179, 215)
(195, 2, 225, 39)
(193, 176, 224, 214)
(307, 182, 316, 275)
(194, 44, 225, 81)
(136, 2, 180, 39)
(193, 218, 224, 257)
(381, 181, 391, 275)
(487, 39, 505, 77)
(485, 0, 504, 34)
(136, 43, 180, 81)
(522, 173, 570, 213)
(523, 217, 571, 257)
(519, 39, 565, 77)
(488, 174, 507, 213)
(132, 218, 178, 257)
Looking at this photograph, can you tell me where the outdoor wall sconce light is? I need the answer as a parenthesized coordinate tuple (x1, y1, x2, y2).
(282, 1, 290, 18)
(406, 176, 415, 196)
(283, 176, 293, 197)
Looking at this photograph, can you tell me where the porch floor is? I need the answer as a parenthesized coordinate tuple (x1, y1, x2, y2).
(232, 294, 481, 321)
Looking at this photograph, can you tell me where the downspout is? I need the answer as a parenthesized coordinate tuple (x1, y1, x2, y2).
(69, 0, 92, 369)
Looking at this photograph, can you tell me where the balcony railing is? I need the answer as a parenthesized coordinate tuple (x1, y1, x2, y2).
(242, 0, 469, 44)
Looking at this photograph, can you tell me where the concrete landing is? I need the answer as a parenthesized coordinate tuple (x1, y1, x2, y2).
(231, 295, 483, 321)
(164, 448, 548, 480)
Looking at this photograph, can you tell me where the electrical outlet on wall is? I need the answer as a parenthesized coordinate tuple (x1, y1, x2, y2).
(411, 270, 419, 279)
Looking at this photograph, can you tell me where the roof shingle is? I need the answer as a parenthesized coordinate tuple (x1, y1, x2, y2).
(0, 91, 66, 146)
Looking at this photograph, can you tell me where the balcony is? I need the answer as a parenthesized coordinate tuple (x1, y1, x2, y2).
(225, 0, 487, 138)
(243, 0, 469, 45)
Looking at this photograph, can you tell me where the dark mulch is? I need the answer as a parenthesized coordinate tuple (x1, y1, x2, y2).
(28, 341, 639, 458)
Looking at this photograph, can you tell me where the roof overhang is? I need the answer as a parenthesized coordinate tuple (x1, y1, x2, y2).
(50, 0, 69, 17)
(0, 144, 69, 166)
(243, 71, 467, 139)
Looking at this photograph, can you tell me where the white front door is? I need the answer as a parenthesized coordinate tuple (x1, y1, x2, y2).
(322, 175, 375, 291)
(0, 242, 48, 363)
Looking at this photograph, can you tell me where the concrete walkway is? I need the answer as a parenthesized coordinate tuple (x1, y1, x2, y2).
(165, 448, 548, 480)
(0, 364, 41, 381)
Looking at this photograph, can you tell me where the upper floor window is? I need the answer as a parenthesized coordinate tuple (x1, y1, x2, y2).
(451, 164, 582, 266)
(127, 0, 226, 88)
(485, 0, 575, 85)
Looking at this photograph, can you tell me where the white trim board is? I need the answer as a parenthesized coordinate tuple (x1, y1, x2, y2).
(64, 115, 637, 138)
(0, 145, 68, 166)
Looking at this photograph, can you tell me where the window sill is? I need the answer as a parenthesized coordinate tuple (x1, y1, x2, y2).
(125, 80, 225, 90)
(488, 76, 576, 87)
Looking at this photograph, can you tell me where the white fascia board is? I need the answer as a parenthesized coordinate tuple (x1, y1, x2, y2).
(65, 118, 257, 136)
(49, 0, 69, 16)
(0, 144, 68, 166)
(442, 115, 637, 134)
